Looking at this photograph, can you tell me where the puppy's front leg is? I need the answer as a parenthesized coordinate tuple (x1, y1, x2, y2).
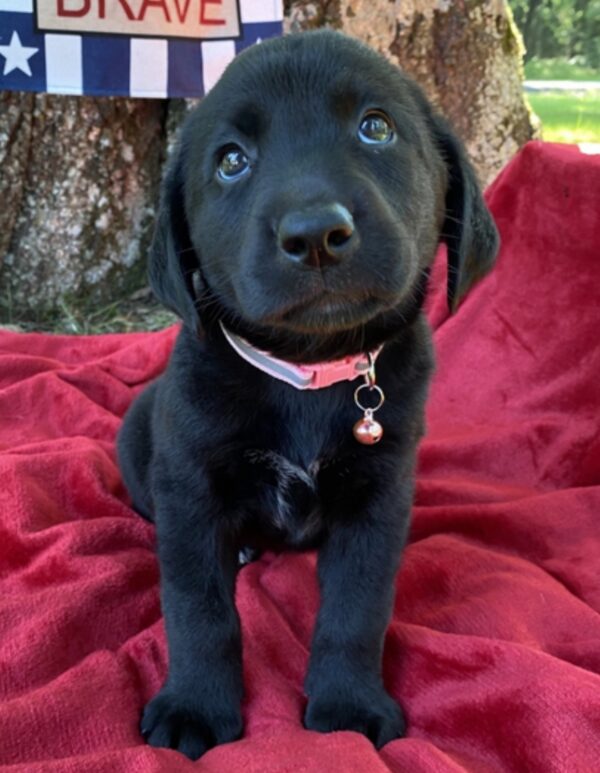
(141, 469, 243, 760)
(304, 473, 412, 748)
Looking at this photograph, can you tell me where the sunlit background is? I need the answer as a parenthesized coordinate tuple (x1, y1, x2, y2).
(508, 0, 600, 145)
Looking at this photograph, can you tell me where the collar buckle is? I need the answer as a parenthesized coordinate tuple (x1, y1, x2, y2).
(309, 356, 371, 389)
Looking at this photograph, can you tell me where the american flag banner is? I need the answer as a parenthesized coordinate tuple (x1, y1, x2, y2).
(0, 0, 283, 97)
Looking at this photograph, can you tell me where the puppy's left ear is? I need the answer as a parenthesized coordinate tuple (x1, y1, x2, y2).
(431, 116, 500, 312)
(148, 150, 202, 332)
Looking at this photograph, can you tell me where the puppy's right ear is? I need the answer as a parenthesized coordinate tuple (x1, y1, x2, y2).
(430, 116, 500, 313)
(148, 151, 200, 332)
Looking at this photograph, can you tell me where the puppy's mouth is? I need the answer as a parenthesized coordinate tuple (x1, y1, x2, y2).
(270, 292, 385, 334)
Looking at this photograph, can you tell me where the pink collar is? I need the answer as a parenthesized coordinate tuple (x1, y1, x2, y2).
(219, 322, 381, 390)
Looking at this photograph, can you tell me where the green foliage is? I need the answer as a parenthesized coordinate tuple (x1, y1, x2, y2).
(527, 90, 600, 143)
(525, 57, 600, 79)
(582, 1, 600, 68)
(508, 0, 600, 68)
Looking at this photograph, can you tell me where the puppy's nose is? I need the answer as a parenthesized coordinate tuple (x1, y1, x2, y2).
(278, 204, 356, 268)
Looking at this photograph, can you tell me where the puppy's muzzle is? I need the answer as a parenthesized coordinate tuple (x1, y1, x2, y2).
(277, 203, 357, 269)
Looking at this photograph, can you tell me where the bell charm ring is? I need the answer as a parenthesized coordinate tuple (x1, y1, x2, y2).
(353, 369, 385, 445)
(353, 409, 384, 445)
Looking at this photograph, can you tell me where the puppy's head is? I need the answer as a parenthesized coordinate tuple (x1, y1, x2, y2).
(149, 31, 498, 360)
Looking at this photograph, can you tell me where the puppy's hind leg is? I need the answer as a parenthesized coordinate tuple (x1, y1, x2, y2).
(117, 383, 158, 522)
(238, 546, 262, 567)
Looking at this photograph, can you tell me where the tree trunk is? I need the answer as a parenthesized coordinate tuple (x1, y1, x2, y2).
(0, 93, 165, 324)
(0, 1, 535, 325)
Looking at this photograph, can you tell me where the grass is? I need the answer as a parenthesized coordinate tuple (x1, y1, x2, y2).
(0, 288, 177, 335)
(527, 90, 600, 144)
(523, 57, 600, 144)
(524, 57, 600, 81)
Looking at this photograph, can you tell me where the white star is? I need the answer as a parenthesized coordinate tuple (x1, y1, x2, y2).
(0, 31, 39, 77)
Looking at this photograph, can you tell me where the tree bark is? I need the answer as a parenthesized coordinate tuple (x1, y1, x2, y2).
(0, 93, 165, 323)
(0, 1, 535, 324)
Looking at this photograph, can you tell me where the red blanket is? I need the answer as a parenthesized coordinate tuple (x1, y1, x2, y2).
(1, 142, 599, 772)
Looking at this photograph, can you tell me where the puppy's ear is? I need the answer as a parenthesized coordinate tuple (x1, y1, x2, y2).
(148, 151, 201, 331)
(431, 116, 500, 312)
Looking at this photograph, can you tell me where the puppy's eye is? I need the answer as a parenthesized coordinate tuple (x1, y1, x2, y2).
(217, 146, 250, 181)
(358, 111, 394, 145)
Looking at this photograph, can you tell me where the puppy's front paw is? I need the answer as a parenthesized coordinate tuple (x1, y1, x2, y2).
(141, 689, 242, 760)
(304, 686, 406, 749)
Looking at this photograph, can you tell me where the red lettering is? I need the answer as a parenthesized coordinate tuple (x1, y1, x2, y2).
(137, 0, 171, 21)
(116, 0, 136, 20)
(200, 0, 225, 25)
(56, 0, 90, 17)
(55, 0, 231, 27)
(172, 0, 192, 24)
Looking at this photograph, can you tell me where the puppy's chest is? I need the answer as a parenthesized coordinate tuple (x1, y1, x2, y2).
(243, 449, 325, 547)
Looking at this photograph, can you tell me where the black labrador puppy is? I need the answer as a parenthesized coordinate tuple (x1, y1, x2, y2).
(118, 30, 498, 760)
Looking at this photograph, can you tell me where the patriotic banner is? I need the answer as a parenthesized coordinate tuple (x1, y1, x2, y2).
(0, 0, 282, 97)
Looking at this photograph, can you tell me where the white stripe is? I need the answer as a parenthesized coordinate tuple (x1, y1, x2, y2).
(240, 0, 283, 23)
(0, 0, 32, 11)
(130, 38, 167, 99)
(200, 40, 236, 94)
(44, 34, 82, 95)
(220, 323, 311, 389)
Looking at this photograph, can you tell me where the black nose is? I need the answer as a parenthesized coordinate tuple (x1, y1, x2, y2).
(277, 203, 356, 268)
